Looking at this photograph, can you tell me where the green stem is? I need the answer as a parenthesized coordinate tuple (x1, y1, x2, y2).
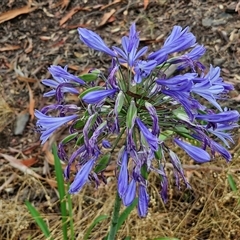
(107, 192, 121, 240)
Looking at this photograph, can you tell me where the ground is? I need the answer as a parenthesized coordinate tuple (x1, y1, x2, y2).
(1, 0, 240, 239)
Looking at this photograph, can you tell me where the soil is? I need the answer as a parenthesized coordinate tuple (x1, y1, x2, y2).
(1, 0, 240, 240)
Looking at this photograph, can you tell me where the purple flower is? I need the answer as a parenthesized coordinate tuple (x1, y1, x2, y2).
(89, 121, 107, 154)
(42, 65, 85, 99)
(169, 45, 206, 72)
(35, 110, 78, 144)
(145, 102, 160, 136)
(112, 23, 148, 67)
(69, 159, 95, 194)
(136, 117, 159, 152)
(207, 123, 237, 148)
(102, 139, 111, 148)
(148, 26, 196, 63)
(138, 185, 149, 217)
(174, 138, 210, 163)
(196, 110, 239, 124)
(211, 140, 232, 162)
(118, 149, 129, 198)
(64, 145, 86, 179)
(123, 179, 136, 206)
(156, 73, 196, 89)
(191, 80, 224, 111)
(82, 89, 118, 104)
(134, 60, 157, 83)
(205, 65, 234, 91)
(78, 28, 117, 57)
(169, 150, 190, 188)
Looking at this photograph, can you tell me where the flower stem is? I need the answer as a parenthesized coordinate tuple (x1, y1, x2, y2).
(107, 192, 121, 240)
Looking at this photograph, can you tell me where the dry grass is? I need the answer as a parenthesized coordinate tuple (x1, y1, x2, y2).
(1, 154, 240, 240)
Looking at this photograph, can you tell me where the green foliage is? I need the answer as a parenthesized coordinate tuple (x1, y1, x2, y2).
(83, 215, 109, 240)
(26, 144, 75, 240)
(25, 201, 53, 240)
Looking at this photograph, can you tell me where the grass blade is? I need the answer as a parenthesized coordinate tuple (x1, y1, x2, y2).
(52, 144, 68, 240)
(83, 215, 108, 240)
(228, 174, 238, 192)
(25, 200, 52, 239)
(67, 183, 75, 240)
(116, 198, 138, 232)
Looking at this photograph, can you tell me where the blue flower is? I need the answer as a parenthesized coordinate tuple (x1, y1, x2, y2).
(78, 28, 117, 57)
(138, 185, 149, 217)
(35, 110, 78, 144)
(69, 159, 95, 194)
(112, 23, 148, 67)
(118, 149, 129, 198)
(174, 138, 210, 163)
(145, 102, 160, 136)
(42, 65, 85, 99)
(82, 89, 118, 104)
(123, 179, 136, 206)
(134, 60, 157, 83)
(148, 26, 196, 63)
(102, 139, 111, 148)
(136, 117, 159, 152)
(205, 65, 234, 91)
(169, 150, 190, 188)
(196, 110, 239, 124)
(191, 79, 224, 111)
(207, 123, 237, 148)
(168, 45, 206, 72)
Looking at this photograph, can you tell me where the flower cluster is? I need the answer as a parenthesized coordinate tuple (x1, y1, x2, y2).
(35, 23, 239, 217)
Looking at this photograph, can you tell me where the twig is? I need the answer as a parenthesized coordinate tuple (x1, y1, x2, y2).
(165, 162, 240, 173)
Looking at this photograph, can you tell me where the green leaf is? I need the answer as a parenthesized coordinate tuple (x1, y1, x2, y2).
(74, 119, 86, 129)
(140, 164, 148, 180)
(94, 153, 111, 173)
(52, 144, 68, 240)
(124, 237, 131, 240)
(173, 108, 193, 125)
(25, 201, 53, 239)
(62, 132, 78, 144)
(79, 86, 104, 99)
(159, 130, 174, 141)
(83, 215, 108, 240)
(126, 100, 137, 129)
(154, 146, 162, 160)
(228, 174, 238, 192)
(116, 91, 125, 113)
(116, 198, 138, 232)
(79, 72, 99, 82)
(76, 134, 84, 146)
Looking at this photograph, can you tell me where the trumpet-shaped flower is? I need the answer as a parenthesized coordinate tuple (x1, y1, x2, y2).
(69, 159, 95, 194)
(196, 110, 239, 124)
(148, 26, 196, 63)
(134, 60, 157, 83)
(78, 28, 117, 57)
(35, 110, 78, 144)
(82, 89, 118, 104)
(138, 185, 149, 217)
(174, 138, 210, 163)
(123, 179, 137, 206)
(112, 23, 148, 67)
(136, 118, 159, 152)
(118, 150, 129, 198)
(42, 65, 85, 99)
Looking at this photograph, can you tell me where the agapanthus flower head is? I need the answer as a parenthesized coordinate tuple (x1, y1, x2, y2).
(35, 22, 239, 217)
